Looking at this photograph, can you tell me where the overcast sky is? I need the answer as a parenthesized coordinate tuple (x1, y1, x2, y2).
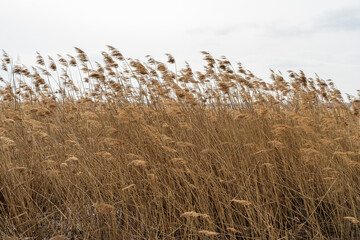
(1, 0, 359, 96)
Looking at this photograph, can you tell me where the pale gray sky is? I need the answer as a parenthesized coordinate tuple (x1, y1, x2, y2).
(1, 0, 359, 96)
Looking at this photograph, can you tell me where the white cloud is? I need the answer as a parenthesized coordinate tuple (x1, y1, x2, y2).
(317, 7, 360, 31)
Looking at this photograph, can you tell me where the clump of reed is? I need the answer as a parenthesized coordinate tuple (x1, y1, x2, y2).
(0, 47, 359, 239)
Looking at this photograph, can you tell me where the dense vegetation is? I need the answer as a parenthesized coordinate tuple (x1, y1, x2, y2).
(0, 47, 359, 239)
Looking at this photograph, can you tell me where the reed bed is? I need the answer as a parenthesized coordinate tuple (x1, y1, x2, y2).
(0, 47, 359, 239)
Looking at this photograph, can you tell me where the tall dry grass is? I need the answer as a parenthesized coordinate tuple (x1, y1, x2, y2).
(0, 47, 360, 239)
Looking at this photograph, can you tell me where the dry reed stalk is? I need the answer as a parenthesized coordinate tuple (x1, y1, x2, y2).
(170, 158, 187, 165)
(122, 184, 135, 191)
(128, 160, 147, 167)
(8, 167, 27, 173)
(0, 136, 15, 146)
(49, 235, 68, 240)
(180, 211, 210, 219)
(227, 227, 241, 233)
(162, 145, 177, 153)
(45, 170, 61, 177)
(198, 230, 219, 236)
(94, 203, 116, 215)
(261, 162, 274, 168)
(42, 160, 57, 169)
(231, 199, 252, 206)
(343, 217, 360, 224)
(126, 153, 144, 160)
